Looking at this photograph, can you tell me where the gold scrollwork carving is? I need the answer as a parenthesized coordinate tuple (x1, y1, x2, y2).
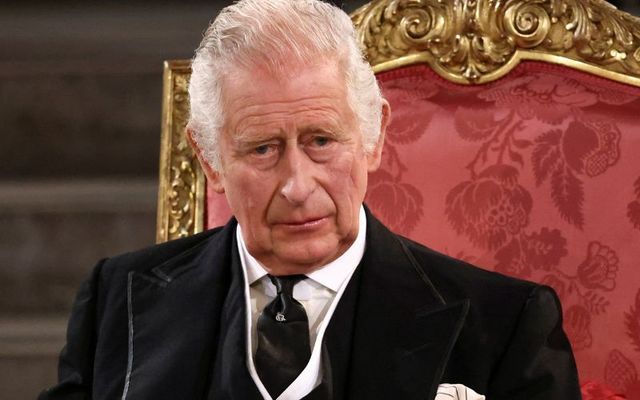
(504, 0, 551, 48)
(352, 0, 640, 85)
(156, 60, 205, 243)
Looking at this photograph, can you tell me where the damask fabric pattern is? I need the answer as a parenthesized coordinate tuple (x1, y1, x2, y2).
(581, 380, 627, 399)
(368, 62, 640, 397)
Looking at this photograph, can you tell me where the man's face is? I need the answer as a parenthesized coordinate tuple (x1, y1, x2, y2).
(203, 61, 387, 275)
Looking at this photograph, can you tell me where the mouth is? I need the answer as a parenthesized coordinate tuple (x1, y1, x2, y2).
(275, 216, 329, 231)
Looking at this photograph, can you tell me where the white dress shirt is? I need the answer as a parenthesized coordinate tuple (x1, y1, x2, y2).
(236, 206, 366, 400)
(436, 384, 485, 399)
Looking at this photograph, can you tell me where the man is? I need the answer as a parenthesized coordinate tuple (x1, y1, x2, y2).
(40, 0, 581, 399)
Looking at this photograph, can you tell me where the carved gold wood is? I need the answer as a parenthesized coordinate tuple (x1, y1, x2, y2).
(156, 60, 205, 243)
(353, 0, 640, 85)
(156, 0, 640, 242)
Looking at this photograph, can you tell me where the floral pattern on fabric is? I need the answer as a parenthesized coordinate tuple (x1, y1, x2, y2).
(367, 168, 424, 234)
(437, 68, 624, 355)
(606, 350, 640, 400)
(580, 380, 626, 400)
(369, 62, 640, 387)
(625, 290, 640, 354)
(628, 177, 640, 231)
(365, 73, 439, 234)
(531, 118, 621, 228)
(474, 74, 625, 229)
(446, 165, 532, 251)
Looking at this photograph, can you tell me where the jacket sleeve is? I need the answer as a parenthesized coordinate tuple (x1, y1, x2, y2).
(38, 259, 107, 400)
(488, 285, 582, 400)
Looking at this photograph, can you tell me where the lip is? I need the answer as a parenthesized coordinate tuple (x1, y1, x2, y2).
(274, 216, 329, 231)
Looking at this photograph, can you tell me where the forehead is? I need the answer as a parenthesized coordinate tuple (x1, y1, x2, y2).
(220, 61, 354, 133)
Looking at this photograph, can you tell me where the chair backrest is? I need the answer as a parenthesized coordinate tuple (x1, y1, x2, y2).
(157, 0, 640, 394)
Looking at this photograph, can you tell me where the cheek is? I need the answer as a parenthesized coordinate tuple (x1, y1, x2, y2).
(224, 168, 275, 218)
(323, 153, 357, 188)
(331, 151, 368, 195)
(322, 152, 369, 213)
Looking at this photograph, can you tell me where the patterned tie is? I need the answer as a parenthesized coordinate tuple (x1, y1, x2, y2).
(255, 274, 311, 398)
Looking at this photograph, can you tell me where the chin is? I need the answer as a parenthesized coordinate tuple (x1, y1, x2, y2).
(274, 241, 343, 271)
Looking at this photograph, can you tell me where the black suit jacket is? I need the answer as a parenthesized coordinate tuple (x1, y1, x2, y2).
(40, 211, 581, 400)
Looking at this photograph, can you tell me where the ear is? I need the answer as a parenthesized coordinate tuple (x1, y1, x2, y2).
(186, 128, 225, 194)
(367, 99, 390, 172)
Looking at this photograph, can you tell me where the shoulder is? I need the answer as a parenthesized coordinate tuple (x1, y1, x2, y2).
(399, 235, 537, 290)
(73, 223, 235, 331)
(396, 236, 573, 386)
(105, 226, 222, 271)
(91, 222, 234, 295)
(396, 235, 556, 318)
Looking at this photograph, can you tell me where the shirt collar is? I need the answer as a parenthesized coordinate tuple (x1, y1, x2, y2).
(236, 205, 367, 292)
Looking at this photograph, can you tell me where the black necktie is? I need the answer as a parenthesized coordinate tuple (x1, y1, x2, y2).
(255, 274, 311, 398)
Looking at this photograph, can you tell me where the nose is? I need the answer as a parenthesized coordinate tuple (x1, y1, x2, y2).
(279, 145, 316, 205)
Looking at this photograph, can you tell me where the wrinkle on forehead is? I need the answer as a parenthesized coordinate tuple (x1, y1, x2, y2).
(220, 61, 356, 142)
(232, 101, 347, 139)
(220, 58, 345, 109)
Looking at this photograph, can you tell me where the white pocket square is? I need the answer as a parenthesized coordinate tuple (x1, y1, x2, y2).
(436, 383, 485, 400)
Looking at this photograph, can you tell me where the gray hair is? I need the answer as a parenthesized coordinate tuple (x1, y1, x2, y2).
(187, 0, 384, 171)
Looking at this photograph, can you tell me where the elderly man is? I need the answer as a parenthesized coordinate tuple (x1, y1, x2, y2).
(40, 0, 581, 399)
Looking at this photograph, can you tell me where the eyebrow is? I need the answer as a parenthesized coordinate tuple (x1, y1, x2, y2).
(234, 122, 343, 141)
(299, 124, 334, 133)
(230, 129, 283, 145)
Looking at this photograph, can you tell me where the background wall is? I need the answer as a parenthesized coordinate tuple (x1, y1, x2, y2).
(0, 0, 637, 398)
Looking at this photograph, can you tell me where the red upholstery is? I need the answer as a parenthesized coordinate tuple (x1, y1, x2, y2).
(369, 62, 640, 395)
(581, 380, 627, 399)
(205, 61, 640, 395)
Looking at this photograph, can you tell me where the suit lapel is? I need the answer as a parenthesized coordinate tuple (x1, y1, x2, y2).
(347, 212, 469, 400)
(123, 220, 239, 400)
(207, 231, 263, 400)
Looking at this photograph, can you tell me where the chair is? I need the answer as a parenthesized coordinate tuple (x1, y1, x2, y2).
(157, 0, 640, 396)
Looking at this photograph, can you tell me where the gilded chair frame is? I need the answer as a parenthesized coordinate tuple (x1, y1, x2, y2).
(157, 0, 640, 243)
(157, 60, 205, 242)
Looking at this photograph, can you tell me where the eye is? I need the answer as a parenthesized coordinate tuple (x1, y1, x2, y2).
(251, 142, 280, 157)
(313, 136, 330, 147)
(309, 135, 335, 148)
(254, 144, 271, 155)
(304, 134, 337, 162)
